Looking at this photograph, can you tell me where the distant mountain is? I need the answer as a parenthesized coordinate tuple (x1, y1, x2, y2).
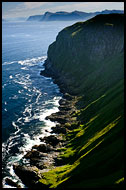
(40, 11, 95, 21)
(100, 9, 124, 14)
(27, 9, 124, 22)
(27, 15, 43, 21)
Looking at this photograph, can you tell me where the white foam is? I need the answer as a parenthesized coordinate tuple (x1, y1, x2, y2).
(3, 61, 17, 66)
(3, 56, 46, 72)
(2, 97, 61, 187)
(9, 75, 13, 79)
(18, 90, 22, 94)
(17, 117, 22, 123)
(21, 67, 28, 70)
(12, 122, 21, 135)
(11, 95, 18, 100)
(18, 56, 46, 67)
(33, 97, 61, 127)
(2, 84, 7, 88)
(15, 74, 20, 77)
(2, 54, 63, 187)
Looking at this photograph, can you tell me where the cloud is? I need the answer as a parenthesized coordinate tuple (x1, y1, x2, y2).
(23, 2, 49, 9)
(43, 2, 124, 13)
(2, 2, 124, 19)
(3, 2, 50, 18)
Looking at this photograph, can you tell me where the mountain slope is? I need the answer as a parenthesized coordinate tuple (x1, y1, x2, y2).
(39, 13, 124, 188)
(27, 10, 124, 22)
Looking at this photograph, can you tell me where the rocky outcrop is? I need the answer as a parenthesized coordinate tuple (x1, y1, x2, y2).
(51, 125, 67, 134)
(13, 92, 77, 187)
(13, 164, 40, 187)
(41, 14, 124, 98)
(39, 13, 124, 188)
(5, 178, 21, 188)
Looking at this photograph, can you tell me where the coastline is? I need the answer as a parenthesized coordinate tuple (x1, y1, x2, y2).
(7, 62, 77, 188)
(3, 13, 124, 188)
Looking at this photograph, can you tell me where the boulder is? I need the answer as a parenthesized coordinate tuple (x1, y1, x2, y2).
(46, 114, 69, 124)
(41, 135, 60, 146)
(51, 125, 67, 134)
(5, 178, 21, 188)
(63, 93, 73, 101)
(59, 98, 69, 106)
(59, 105, 72, 111)
(54, 157, 65, 166)
(24, 149, 44, 159)
(36, 143, 53, 152)
(30, 158, 46, 169)
(13, 164, 40, 187)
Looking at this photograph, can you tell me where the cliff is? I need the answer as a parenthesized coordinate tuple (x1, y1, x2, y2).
(13, 13, 124, 188)
(42, 14, 124, 98)
(40, 13, 124, 187)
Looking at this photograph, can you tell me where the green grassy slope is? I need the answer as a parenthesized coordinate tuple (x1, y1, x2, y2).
(39, 79, 124, 188)
(39, 14, 124, 188)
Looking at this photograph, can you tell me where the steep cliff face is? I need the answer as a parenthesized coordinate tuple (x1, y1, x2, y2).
(39, 14, 124, 188)
(43, 14, 124, 101)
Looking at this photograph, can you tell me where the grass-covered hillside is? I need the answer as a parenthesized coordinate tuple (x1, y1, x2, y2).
(39, 14, 124, 188)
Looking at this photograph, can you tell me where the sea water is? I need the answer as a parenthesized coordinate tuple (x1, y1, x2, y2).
(2, 20, 77, 188)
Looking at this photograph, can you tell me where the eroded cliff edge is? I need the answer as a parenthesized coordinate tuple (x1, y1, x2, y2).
(14, 13, 124, 188)
(41, 14, 124, 98)
(40, 13, 124, 188)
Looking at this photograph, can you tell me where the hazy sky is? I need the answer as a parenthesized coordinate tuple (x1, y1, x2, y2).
(2, 2, 124, 19)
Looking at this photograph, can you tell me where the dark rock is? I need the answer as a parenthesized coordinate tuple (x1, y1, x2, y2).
(46, 114, 69, 124)
(13, 164, 40, 188)
(5, 178, 21, 188)
(54, 111, 67, 116)
(40, 70, 50, 77)
(59, 98, 70, 106)
(63, 93, 73, 101)
(41, 135, 60, 146)
(59, 105, 73, 111)
(30, 158, 46, 169)
(54, 157, 65, 166)
(32, 145, 39, 149)
(36, 143, 53, 153)
(51, 125, 67, 134)
(24, 149, 44, 159)
(45, 129, 49, 132)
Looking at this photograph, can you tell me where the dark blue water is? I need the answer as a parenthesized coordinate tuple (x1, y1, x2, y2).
(2, 20, 77, 188)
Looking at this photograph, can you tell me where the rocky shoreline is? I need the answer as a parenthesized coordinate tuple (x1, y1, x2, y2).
(7, 76, 78, 188)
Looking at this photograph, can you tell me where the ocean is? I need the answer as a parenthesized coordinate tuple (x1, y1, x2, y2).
(2, 20, 77, 188)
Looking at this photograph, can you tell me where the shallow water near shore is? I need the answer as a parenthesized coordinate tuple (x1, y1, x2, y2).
(2, 20, 77, 188)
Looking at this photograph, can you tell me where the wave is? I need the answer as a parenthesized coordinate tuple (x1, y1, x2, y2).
(2, 54, 62, 188)
(2, 56, 46, 67)
(18, 56, 46, 67)
(9, 75, 13, 79)
(2, 61, 17, 66)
